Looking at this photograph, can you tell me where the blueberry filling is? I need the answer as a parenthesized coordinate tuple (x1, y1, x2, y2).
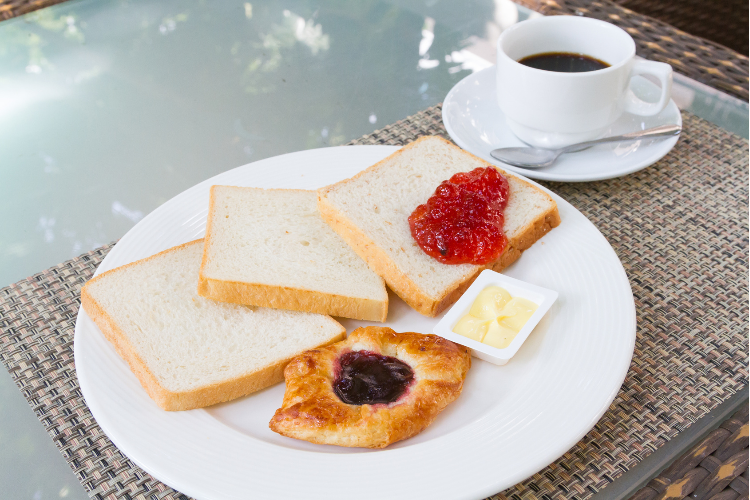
(333, 351, 414, 405)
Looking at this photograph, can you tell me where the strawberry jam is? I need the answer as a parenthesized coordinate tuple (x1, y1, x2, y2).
(333, 351, 414, 405)
(409, 167, 510, 265)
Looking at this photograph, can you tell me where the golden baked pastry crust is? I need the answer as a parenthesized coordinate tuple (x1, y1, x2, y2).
(269, 326, 471, 448)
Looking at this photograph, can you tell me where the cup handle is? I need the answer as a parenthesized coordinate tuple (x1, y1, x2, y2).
(623, 59, 673, 116)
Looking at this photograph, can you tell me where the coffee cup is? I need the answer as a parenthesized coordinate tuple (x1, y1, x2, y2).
(496, 16, 672, 148)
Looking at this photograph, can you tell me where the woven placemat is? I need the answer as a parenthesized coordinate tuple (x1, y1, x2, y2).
(0, 104, 747, 500)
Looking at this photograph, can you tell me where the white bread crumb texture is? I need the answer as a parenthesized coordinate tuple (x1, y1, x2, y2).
(86, 241, 342, 393)
(204, 187, 386, 300)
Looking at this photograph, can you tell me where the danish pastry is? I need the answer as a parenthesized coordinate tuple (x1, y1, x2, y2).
(269, 326, 471, 448)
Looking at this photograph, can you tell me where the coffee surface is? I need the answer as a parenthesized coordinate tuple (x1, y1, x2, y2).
(518, 52, 610, 73)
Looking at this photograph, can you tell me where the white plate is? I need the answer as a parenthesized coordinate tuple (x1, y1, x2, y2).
(442, 66, 682, 182)
(74, 146, 636, 500)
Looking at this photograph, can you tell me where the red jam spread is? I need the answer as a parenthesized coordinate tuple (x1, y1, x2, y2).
(409, 167, 510, 265)
(333, 351, 414, 405)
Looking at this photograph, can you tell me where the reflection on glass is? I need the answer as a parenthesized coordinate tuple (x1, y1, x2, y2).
(444, 0, 523, 74)
(418, 17, 439, 69)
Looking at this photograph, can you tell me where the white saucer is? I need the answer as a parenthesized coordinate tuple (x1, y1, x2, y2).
(442, 66, 682, 182)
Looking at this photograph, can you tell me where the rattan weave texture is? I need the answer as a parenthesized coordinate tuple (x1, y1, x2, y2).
(0, 0, 65, 20)
(627, 406, 748, 500)
(611, 0, 749, 56)
(0, 105, 747, 500)
(515, 0, 749, 101)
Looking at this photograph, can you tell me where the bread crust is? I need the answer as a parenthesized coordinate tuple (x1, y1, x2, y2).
(269, 326, 471, 448)
(317, 136, 561, 317)
(81, 240, 346, 411)
(197, 278, 387, 322)
(198, 185, 388, 322)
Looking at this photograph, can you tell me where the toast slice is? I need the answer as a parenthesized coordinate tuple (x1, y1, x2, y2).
(198, 186, 388, 321)
(81, 240, 345, 411)
(317, 136, 560, 317)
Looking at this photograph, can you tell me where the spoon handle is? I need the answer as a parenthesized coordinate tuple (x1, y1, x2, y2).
(562, 124, 682, 153)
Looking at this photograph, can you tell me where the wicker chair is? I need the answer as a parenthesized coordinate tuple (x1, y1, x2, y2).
(612, 0, 749, 56)
(628, 406, 749, 500)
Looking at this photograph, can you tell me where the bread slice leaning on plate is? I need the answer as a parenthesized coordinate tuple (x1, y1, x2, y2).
(317, 136, 561, 317)
(198, 186, 388, 321)
(81, 240, 345, 411)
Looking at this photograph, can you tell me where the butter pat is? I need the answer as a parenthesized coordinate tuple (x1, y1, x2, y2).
(497, 297, 538, 332)
(469, 286, 512, 319)
(452, 286, 539, 347)
(482, 321, 517, 349)
(452, 315, 489, 342)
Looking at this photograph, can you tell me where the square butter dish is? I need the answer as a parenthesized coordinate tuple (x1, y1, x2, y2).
(433, 269, 558, 366)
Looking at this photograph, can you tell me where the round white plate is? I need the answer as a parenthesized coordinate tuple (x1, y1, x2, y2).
(74, 146, 636, 500)
(443, 66, 682, 182)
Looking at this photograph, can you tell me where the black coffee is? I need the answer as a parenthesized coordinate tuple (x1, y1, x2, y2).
(518, 52, 610, 72)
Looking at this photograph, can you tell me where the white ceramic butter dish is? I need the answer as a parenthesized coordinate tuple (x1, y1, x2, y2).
(433, 269, 558, 365)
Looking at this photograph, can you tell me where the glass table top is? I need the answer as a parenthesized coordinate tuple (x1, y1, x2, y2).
(0, 0, 747, 498)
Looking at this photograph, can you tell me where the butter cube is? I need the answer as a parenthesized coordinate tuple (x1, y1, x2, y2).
(482, 320, 518, 349)
(497, 297, 538, 332)
(469, 286, 512, 320)
(452, 315, 490, 342)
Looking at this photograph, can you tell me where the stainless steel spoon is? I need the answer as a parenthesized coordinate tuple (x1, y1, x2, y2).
(489, 124, 682, 169)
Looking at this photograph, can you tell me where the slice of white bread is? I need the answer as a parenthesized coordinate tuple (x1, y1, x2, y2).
(197, 186, 388, 321)
(81, 240, 345, 411)
(317, 136, 560, 317)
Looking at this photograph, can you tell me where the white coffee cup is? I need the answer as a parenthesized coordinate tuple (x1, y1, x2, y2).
(496, 16, 672, 148)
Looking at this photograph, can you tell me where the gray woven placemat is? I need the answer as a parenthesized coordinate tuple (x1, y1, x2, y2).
(0, 105, 747, 500)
